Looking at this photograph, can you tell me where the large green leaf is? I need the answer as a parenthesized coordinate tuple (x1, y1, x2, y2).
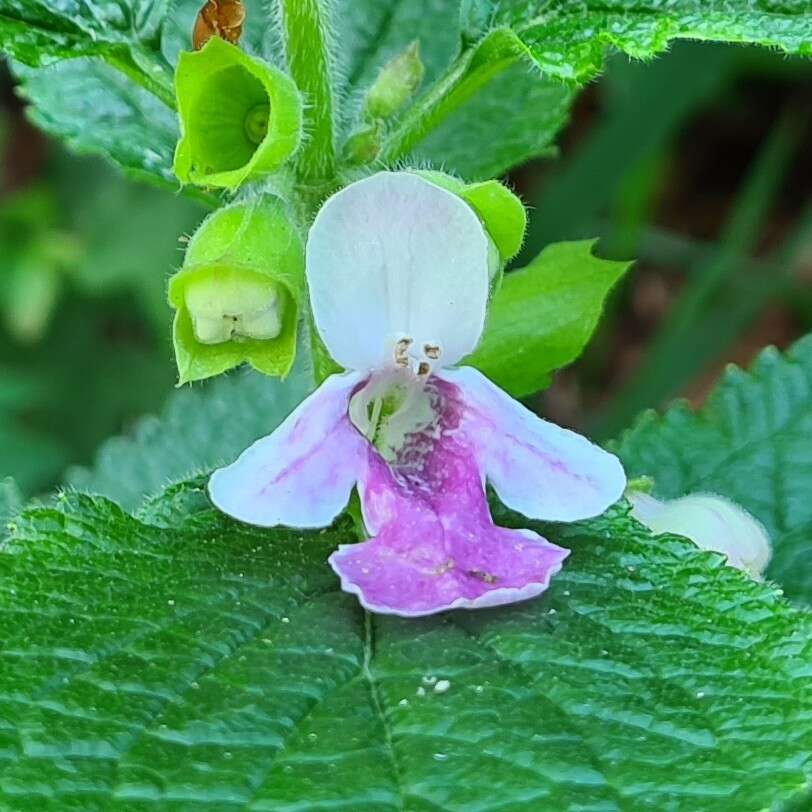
(498, 0, 812, 82)
(467, 240, 630, 397)
(612, 334, 812, 606)
(14, 59, 179, 188)
(67, 366, 313, 511)
(2, 490, 812, 810)
(412, 61, 575, 181)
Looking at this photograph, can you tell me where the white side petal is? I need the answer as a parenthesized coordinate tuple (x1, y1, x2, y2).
(209, 372, 366, 528)
(441, 366, 626, 522)
(306, 172, 490, 372)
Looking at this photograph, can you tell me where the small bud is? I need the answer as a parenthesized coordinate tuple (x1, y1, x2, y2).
(364, 41, 425, 121)
(628, 491, 771, 579)
(173, 37, 303, 190)
(409, 170, 527, 268)
(168, 195, 304, 384)
(342, 120, 384, 166)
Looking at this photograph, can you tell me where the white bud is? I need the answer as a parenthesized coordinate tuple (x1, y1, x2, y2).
(184, 271, 283, 345)
(628, 491, 771, 578)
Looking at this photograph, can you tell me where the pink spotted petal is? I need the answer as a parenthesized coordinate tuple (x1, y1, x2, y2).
(209, 372, 366, 528)
(441, 366, 626, 522)
(329, 419, 568, 617)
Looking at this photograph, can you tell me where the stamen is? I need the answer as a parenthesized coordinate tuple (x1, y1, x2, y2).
(424, 344, 441, 360)
(417, 361, 431, 377)
(394, 337, 412, 367)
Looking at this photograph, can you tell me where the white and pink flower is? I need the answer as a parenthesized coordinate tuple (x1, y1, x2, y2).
(210, 172, 626, 616)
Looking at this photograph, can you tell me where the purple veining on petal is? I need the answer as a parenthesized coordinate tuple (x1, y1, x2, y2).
(209, 372, 368, 528)
(439, 366, 626, 522)
(330, 377, 569, 617)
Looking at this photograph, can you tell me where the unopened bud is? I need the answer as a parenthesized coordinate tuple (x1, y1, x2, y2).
(173, 37, 302, 190)
(169, 195, 304, 384)
(342, 120, 384, 166)
(364, 41, 425, 120)
(628, 491, 771, 578)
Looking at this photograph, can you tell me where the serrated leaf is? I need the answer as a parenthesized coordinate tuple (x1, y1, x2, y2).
(66, 367, 313, 511)
(2, 493, 812, 810)
(14, 59, 179, 188)
(412, 60, 575, 180)
(498, 0, 812, 82)
(612, 334, 812, 606)
(466, 240, 630, 397)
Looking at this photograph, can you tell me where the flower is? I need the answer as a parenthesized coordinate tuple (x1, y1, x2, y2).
(168, 195, 304, 384)
(173, 37, 302, 190)
(628, 490, 771, 578)
(210, 172, 626, 616)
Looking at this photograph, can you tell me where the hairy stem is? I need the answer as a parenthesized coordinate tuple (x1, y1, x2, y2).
(278, 0, 336, 180)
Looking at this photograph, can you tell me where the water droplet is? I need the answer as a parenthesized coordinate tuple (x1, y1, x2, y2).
(474, 685, 484, 694)
(433, 753, 448, 762)
(433, 680, 451, 694)
(167, 599, 176, 606)
(416, 686, 426, 697)
(398, 698, 409, 707)
(281, 616, 290, 623)
(307, 732, 318, 741)
(696, 691, 705, 698)
(422, 675, 437, 685)
(224, 751, 233, 760)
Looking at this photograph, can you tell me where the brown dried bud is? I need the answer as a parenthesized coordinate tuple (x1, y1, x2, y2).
(192, 0, 245, 50)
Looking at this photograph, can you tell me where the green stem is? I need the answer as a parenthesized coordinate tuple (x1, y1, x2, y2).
(278, 0, 336, 180)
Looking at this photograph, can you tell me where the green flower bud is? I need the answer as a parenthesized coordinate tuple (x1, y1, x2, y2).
(342, 120, 384, 166)
(364, 41, 425, 121)
(409, 169, 527, 267)
(173, 37, 303, 190)
(628, 491, 771, 579)
(169, 195, 304, 384)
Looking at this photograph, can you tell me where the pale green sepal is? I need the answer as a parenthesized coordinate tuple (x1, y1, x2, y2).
(408, 169, 526, 264)
(168, 195, 305, 384)
(173, 37, 303, 191)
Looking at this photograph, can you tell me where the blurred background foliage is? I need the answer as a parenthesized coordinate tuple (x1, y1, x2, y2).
(1, 41, 810, 498)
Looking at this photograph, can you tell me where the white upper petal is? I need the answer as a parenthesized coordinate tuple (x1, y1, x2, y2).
(306, 172, 490, 372)
(441, 366, 627, 522)
(208, 372, 366, 528)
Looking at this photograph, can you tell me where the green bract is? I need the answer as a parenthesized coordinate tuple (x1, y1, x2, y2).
(410, 169, 527, 266)
(168, 195, 304, 384)
(173, 37, 303, 190)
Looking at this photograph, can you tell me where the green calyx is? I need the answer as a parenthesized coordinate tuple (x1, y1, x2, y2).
(409, 169, 527, 267)
(173, 37, 303, 191)
(168, 195, 305, 384)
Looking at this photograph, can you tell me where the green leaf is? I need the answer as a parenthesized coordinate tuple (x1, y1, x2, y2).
(612, 334, 812, 606)
(66, 367, 313, 511)
(498, 0, 812, 82)
(14, 59, 180, 188)
(3, 493, 812, 809)
(467, 239, 630, 398)
(412, 61, 575, 180)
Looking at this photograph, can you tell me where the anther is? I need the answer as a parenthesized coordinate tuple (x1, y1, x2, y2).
(393, 337, 412, 367)
(424, 344, 441, 360)
(417, 361, 431, 377)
